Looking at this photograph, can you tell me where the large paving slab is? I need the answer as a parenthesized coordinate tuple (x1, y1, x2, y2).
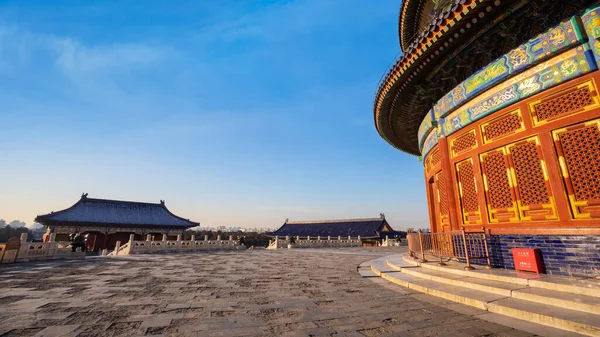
(0, 247, 538, 336)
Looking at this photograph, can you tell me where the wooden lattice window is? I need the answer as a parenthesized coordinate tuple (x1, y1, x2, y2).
(451, 130, 477, 157)
(480, 148, 518, 223)
(481, 109, 524, 143)
(425, 147, 441, 175)
(507, 138, 557, 221)
(560, 126, 600, 201)
(483, 151, 513, 209)
(530, 80, 599, 126)
(436, 172, 449, 216)
(430, 148, 441, 168)
(456, 159, 481, 224)
(435, 171, 451, 228)
(511, 142, 549, 205)
(553, 119, 600, 219)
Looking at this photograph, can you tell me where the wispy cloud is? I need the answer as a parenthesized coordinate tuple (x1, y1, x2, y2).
(52, 38, 170, 73)
(0, 24, 173, 76)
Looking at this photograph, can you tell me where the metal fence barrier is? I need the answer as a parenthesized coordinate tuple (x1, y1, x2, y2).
(407, 227, 492, 270)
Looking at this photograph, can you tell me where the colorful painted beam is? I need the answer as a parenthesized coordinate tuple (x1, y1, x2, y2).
(419, 13, 600, 157)
(582, 6, 600, 64)
(439, 45, 597, 138)
(434, 17, 585, 120)
(417, 109, 436, 148)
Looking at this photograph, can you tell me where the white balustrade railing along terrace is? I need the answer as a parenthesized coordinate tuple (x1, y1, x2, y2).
(0, 233, 85, 264)
(267, 235, 363, 249)
(110, 234, 246, 256)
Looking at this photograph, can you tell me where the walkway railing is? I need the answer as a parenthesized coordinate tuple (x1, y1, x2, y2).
(267, 236, 362, 249)
(407, 227, 492, 270)
(109, 234, 245, 256)
(0, 233, 85, 264)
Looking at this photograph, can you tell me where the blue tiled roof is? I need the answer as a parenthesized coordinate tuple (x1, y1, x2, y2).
(35, 194, 199, 228)
(270, 217, 397, 238)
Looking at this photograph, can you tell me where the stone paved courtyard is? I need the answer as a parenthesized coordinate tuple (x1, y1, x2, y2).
(0, 247, 538, 337)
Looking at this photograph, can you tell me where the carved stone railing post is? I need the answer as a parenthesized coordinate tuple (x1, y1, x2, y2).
(114, 241, 121, 256)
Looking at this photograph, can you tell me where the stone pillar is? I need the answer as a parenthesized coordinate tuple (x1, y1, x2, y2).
(146, 234, 152, 241)
(327, 236, 331, 241)
(129, 234, 135, 243)
(177, 235, 181, 241)
(114, 241, 121, 255)
(217, 235, 221, 241)
(191, 235, 195, 242)
(229, 235, 233, 241)
(358, 235, 361, 247)
(20, 233, 28, 243)
(317, 236, 321, 241)
(285, 236, 289, 242)
(204, 235, 208, 241)
(338, 235, 341, 241)
(162, 234, 167, 241)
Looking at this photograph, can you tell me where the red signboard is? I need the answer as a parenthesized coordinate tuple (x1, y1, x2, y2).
(512, 248, 544, 274)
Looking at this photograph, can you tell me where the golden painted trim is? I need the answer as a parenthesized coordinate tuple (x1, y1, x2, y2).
(450, 129, 478, 158)
(455, 158, 481, 225)
(528, 79, 600, 127)
(551, 118, 600, 220)
(480, 109, 525, 144)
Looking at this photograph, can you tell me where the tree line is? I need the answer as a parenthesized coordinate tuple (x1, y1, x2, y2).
(0, 226, 33, 243)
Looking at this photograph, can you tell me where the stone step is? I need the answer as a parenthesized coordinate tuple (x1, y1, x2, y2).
(400, 266, 527, 297)
(380, 271, 508, 310)
(358, 269, 378, 277)
(385, 255, 419, 271)
(401, 254, 531, 285)
(512, 287, 600, 315)
(369, 260, 397, 276)
(379, 270, 600, 336)
(400, 254, 600, 298)
(488, 298, 600, 337)
(528, 277, 600, 299)
(358, 261, 372, 269)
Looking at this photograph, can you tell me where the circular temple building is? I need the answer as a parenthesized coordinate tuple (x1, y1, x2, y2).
(374, 0, 600, 277)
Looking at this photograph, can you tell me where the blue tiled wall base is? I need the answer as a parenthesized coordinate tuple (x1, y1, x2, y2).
(485, 234, 600, 278)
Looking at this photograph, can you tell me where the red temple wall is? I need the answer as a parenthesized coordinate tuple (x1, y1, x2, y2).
(423, 71, 600, 235)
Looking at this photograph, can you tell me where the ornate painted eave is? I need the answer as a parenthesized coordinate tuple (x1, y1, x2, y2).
(399, 0, 457, 51)
(376, 0, 506, 155)
(374, 0, 597, 155)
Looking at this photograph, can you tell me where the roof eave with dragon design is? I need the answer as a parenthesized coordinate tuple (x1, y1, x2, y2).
(374, 0, 598, 156)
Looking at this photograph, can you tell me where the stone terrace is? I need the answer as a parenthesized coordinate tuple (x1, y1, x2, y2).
(0, 248, 538, 337)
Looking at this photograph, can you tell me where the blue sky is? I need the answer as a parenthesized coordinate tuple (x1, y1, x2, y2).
(0, 0, 428, 230)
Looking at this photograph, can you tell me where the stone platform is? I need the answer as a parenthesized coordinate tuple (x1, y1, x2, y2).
(0, 247, 552, 337)
(363, 253, 600, 337)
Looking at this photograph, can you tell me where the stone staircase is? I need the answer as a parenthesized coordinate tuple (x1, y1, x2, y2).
(360, 254, 600, 337)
